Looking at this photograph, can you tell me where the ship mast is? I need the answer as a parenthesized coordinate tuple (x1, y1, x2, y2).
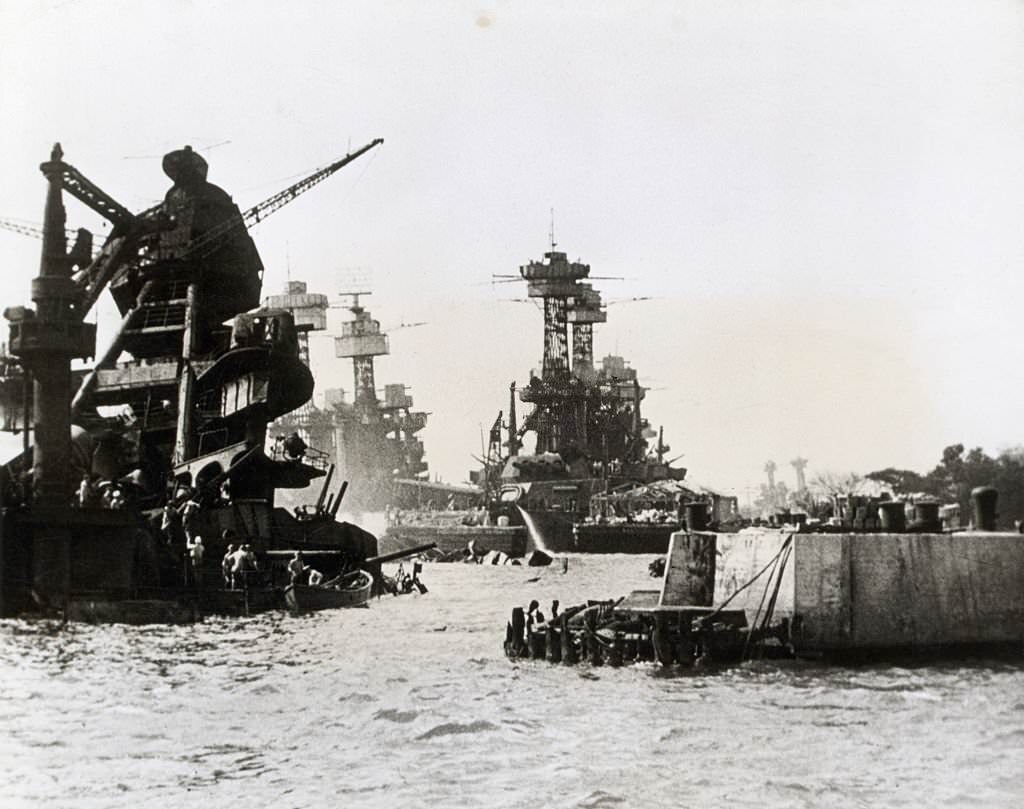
(507, 381, 520, 457)
(5, 144, 98, 603)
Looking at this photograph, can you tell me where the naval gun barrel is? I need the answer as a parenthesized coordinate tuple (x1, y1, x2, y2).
(262, 543, 436, 565)
(364, 542, 438, 566)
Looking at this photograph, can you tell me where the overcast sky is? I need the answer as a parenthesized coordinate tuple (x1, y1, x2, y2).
(2, 1, 1023, 498)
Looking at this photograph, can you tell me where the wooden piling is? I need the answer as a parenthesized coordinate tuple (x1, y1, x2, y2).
(560, 615, 577, 665)
(529, 628, 546, 659)
(508, 607, 526, 658)
(586, 610, 603, 665)
(675, 637, 696, 667)
(546, 624, 562, 663)
(608, 633, 624, 667)
(652, 613, 674, 666)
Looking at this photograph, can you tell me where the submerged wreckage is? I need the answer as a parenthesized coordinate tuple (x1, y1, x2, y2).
(0, 138, 429, 621)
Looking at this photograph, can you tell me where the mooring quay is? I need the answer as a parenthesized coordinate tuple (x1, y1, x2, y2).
(505, 527, 1024, 666)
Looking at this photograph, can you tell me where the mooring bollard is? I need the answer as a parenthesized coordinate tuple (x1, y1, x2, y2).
(686, 501, 708, 532)
(972, 486, 998, 531)
(561, 614, 577, 665)
(878, 500, 906, 532)
(911, 499, 941, 532)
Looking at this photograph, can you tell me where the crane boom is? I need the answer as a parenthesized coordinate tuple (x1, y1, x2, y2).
(0, 219, 46, 240)
(55, 160, 135, 227)
(11, 138, 384, 321)
(0, 219, 88, 242)
(186, 137, 383, 261)
(247, 137, 383, 224)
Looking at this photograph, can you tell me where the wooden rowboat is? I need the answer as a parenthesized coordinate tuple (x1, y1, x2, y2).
(284, 570, 373, 614)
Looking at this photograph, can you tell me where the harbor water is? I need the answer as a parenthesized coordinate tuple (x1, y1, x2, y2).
(1, 553, 1022, 809)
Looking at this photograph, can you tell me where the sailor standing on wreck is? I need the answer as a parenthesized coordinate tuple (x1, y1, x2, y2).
(187, 536, 204, 587)
(221, 544, 236, 588)
(526, 600, 545, 634)
(230, 544, 255, 589)
(288, 550, 308, 585)
(180, 497, 201, 544)
(160, 501, 180, 546)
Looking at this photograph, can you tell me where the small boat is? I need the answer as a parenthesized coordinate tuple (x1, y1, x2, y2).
(284, 570, 374, 614)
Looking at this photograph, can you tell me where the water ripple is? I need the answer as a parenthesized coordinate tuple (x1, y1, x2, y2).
(0, 558, 1021, 809)
(416, 719, 498, 740)
(373, 708, 419, 723)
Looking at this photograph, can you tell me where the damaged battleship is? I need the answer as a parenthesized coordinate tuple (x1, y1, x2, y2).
(265, 286, 432, 514)
(473, 244, 699, 553)
(0, 137, 433, 621)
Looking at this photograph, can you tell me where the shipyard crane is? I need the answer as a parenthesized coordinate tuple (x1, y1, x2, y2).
(69, 139, 384, 413)
(0, 218, 53, 241)
(0, 217, 102, 261)
(764, 460, 778, 508)
(16, 138, 383, 320)
(184, 138, 383, 263)
(791, 457, 808, 493)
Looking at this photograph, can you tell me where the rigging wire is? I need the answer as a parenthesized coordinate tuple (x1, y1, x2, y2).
(692, 534, 793, 631)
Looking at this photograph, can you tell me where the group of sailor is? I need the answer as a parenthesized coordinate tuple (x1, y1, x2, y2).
(220, 541, 259, 589)
(525, 599, 560, 634)
(75, 473, 134, 510)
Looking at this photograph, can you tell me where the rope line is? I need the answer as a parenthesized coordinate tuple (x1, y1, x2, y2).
(693, 535, 793, 630)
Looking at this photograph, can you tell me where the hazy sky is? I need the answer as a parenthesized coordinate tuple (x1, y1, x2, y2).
(2, 1, 1023, 498)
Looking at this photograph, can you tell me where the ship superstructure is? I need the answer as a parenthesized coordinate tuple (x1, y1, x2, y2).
(478, 244, 686, 550)
(0, 139, 383, 617)
(268, 289, 430, 512)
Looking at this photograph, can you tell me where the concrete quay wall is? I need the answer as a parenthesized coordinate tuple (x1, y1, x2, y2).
(667, 529, 1024, 652)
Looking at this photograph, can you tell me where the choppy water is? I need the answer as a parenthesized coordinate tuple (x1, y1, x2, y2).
(1, 555, 1022, 809)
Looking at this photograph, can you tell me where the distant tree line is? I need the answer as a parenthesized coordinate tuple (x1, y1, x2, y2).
(867, 443, 1024, 530)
